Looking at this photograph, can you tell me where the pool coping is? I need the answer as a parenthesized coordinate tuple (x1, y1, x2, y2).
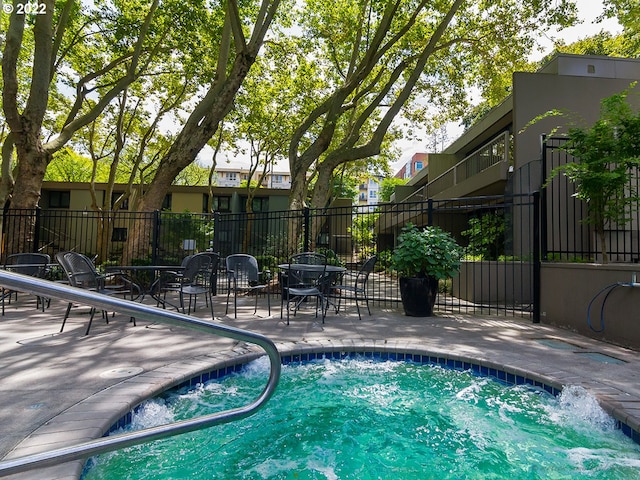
(4, 337, 640, 480)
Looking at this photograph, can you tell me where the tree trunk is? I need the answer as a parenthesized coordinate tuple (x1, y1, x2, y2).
(4, 134, 50, 255)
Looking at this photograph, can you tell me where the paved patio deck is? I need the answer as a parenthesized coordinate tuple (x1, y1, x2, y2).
(2, 291, 640, 479)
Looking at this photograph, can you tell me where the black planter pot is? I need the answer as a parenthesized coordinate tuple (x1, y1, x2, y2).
(399, 276, 438, 317)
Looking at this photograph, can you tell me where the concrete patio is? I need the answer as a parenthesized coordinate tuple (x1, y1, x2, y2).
(2, 289, 640, 479)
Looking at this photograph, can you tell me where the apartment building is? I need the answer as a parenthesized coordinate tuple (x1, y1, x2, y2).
(394, 153, 428, 181)
(214, 167, 291, 189)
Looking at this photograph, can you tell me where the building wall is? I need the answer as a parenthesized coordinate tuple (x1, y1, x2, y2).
(40, 182, 290, 215)
(541, 263, 640, 349)
(513, 58, 640, 172)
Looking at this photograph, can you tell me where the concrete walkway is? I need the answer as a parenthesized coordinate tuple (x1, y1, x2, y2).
(2, 292, 640, 479)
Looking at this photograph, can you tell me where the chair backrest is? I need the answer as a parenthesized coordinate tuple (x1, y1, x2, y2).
(6, 253, 51, 277)
(55, 251, 71, 277)
(355, 255, 377, 287)
(60, 252, 101, 289)
(182, 253, 212, 285)
(291, 252, 326, 266)
(180, 254, 194, 267)
(226, 254, 259, 286)
(287, 253, 327, 289)
(199, 252, 220, 293)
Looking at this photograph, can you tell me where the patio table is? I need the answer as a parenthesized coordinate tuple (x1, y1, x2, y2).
(277, 264, 347, 315)
(276, 264, 346, 274)
(105, 265, 185, 308)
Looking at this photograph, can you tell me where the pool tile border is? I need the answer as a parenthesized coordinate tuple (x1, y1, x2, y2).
(101, 342, 640, 445)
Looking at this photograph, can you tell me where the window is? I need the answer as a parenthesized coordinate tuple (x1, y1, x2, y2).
(369, 190, 377, 199)
(111, 228, 127, 242)
(213, 196, 231, 212)
(415, 161, 423, 170)
(49, 191, 70, 209)
(273, 175, 283, 183)
(227, 172, 237, 181)
(251, 197, 268, 212)
(162, 194, 172, 211)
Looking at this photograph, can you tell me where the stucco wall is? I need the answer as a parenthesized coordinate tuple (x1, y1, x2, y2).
(513, 70, 640, 170)
(541, 263, 640, 349)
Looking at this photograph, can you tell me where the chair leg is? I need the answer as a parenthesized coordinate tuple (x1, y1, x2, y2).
(85, 308, 97, 336)
(364, 290, 371, 316)
(285, 292, 290, 325)
(354, 292, 362, 321)
(60, 302, 73, 332)
(320, 295, 326, 323)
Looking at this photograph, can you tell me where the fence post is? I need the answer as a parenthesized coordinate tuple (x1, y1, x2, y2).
(540, 135, 548, 261)
(427, 198, 433, 226)
(303, 207, 310, 252)
(213, 211, 220, 254)
(152, 210, 160, 265)
(33, 207, 41, 252)
(533, 191, 541, 324)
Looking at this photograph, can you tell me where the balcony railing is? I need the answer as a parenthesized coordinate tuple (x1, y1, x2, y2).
(415, 132, 510, 200)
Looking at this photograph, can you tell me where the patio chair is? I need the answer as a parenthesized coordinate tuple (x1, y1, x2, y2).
(155, 254, 193, 306)
(159, 253, 216, 317)
(200, 252, 220, 297)
(280, 252, 329, 325)
(2, 252, 51, 314)
(332, 255, 377, 320)
(225, 254, 271, 318)
(57, 252, 137, 335)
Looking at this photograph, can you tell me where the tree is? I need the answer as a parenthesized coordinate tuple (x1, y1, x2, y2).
(602, 0, 640, 54)
(284, 0, 580, 211)
(1, 0, 170, 253)
(546, 85, 640, 263)
(123, 0, 283, 261)
(379, 177, 406, 203)
(1, 0, 283, 258)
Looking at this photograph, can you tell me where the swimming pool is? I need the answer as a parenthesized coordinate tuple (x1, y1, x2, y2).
(83, 356, 640, 479)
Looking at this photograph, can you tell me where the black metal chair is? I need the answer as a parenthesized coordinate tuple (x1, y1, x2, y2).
(225, 254, 271, 318)
(57, 252, 138, 335)
(281, 252, 328, 325)
(2, 253, 51, 314)
(156, 254, 193, 307)
(332, 255, 377, 320)
(159, 253, 216, 317)
(200, 252, 220, 297)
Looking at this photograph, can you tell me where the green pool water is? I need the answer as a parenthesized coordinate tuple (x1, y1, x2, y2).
(83, 358, 640, 479)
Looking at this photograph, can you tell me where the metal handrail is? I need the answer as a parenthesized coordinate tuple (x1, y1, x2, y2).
(0, 269, 281, 477)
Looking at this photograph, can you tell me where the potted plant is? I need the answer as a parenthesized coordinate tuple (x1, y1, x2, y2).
(392, 223, 463, 316)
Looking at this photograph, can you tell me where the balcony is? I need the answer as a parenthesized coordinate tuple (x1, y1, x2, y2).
(405, 132, 510, 202)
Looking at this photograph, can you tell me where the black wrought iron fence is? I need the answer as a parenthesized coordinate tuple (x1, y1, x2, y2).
(542, 135, 640, 263)
(1, 193, 539, 319)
